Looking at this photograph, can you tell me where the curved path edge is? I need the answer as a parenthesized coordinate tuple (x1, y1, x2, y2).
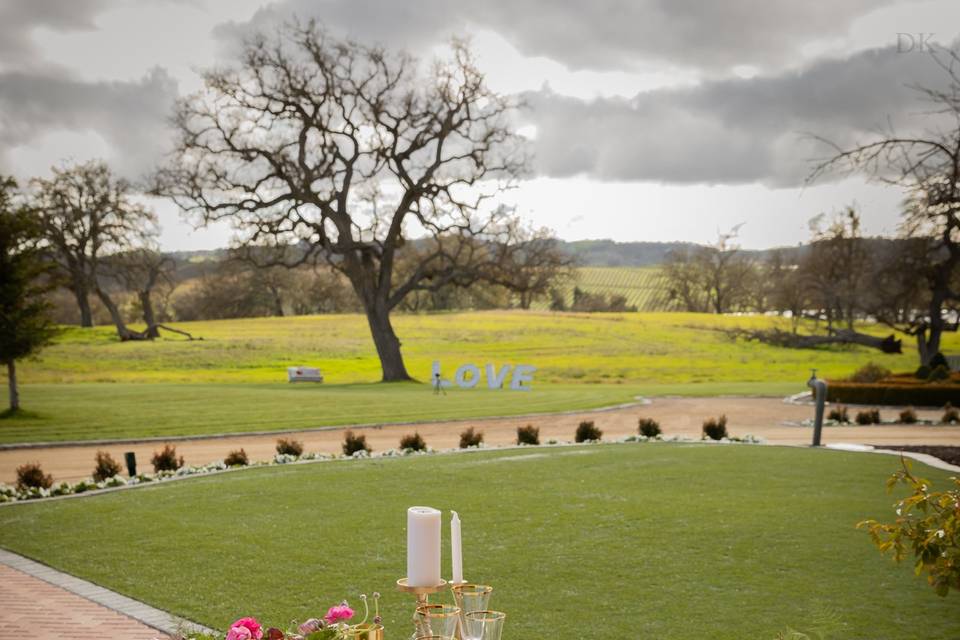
(0, 397, 651, 451)
(0, 547, 214, 638)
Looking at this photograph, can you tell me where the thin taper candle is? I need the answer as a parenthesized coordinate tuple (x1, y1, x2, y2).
(451, 510, 463, 583)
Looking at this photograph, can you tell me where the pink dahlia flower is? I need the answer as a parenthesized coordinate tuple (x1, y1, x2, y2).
(227, 617, 263, 640)
(324, 605, 354, 624)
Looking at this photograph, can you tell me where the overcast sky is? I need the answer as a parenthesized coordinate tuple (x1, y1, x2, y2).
(1, 0, 959, 249)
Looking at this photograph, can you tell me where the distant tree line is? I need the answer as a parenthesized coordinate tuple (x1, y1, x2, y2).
(663, 204, 959, 366)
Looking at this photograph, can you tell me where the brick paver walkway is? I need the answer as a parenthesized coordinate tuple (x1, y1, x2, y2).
(0, 564, 169, 639)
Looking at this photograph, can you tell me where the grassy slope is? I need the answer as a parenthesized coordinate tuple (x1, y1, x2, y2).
(530, 266, 675, 311)
(0, 444, 955, 639)
(18, 311, 939, 385)
(2, 311, 946, 443)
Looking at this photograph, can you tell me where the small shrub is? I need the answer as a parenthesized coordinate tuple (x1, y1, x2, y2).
(16, 462, 52, 490)
(944, 403, 960, 424)
(915, 364, 932, 380)
(929, 352, 950, 370)
(459, 427, 484, 448)
(342, 430, 371, 456)
(849, 362, 892, 383)
(827, 405, 849, 423)
(574, 420, 603, 443)
(855, 409, 881, 425)
(275, 438, 304, 456)
(224, 449, 249, 467)
(702, 415, 728, 440)
(638, 418, 661, 438)
(929, 364, 950, 381)
(399, 432, 427, 451)
(92, 451, 122, 482)
(151, 445, 184, 472)
(898, 408, 918, 424)
(516, 424, 540, 445)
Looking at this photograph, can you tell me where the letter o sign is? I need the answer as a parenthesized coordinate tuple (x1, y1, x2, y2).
(454, 363, 481, 389)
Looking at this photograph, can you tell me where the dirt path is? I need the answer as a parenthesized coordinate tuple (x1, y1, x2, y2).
(3, 397, 959, 484)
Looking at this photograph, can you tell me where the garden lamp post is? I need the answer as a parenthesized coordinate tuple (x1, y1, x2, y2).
(807, 369, 827, 447)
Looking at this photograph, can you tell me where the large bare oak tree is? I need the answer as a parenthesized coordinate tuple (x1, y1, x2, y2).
(156, 22, 526, 381)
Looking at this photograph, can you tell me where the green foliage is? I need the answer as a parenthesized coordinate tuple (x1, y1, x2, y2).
(944, 403, 960, 424)
(638, 417, 661, 437)
(151, 445, 184, 472)
(929, 364, 950, 381)
(459, 427, 484, 448)
(827, 406, 849, 423)
(702, 415, 728, 440)
(276, 438, 304, 456)
(342, 430, 371, 456)
(224, 449, 249, 467)
(849, 362, 892, 383)
(516, 424, 540, 445)
(898, 408, 918, 424)
(575, 420, 602, 442)
(827, 382, 959, 407)
(915, 365, 932, 380)
(855, 409, 881, 425)
(929, 352, 950, 370)
(858, 458, 960, 596)
(92, 450, 122, 482)
(0, 176, 58, 406)
(16, 462, 52, 490)
(399, 432, 427, 451)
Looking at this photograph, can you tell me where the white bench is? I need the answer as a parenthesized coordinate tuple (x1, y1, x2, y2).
(947, 355, 960, 370)
(287, 366, 324, 383)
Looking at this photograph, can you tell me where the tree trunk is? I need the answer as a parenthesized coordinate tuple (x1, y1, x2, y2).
(364, 301, 411, 382)
(74, 285, 94, 327)
(917, 331, 930, 366)
(139, 290, 160, 339)
(96, 287, 145, 341)
(7, 361, 18, 412)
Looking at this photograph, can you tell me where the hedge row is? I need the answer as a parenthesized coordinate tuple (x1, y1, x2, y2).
(826, 382, 960, 407)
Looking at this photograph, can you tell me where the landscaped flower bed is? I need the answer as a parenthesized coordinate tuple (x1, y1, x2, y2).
(0, 433, 765, 504)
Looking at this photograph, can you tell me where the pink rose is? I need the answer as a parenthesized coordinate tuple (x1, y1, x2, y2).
(229, 617, 264, 640)
(323, 605, 354, 624)
(226, 627, 252, 640)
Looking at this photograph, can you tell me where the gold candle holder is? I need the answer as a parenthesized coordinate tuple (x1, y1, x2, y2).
(397, 578, 450, 638)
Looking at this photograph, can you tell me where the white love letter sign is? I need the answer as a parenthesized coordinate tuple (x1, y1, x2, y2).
(454, 364, 481, 389)
(433, 361, 536, 391)
(407, 506, 442, 587)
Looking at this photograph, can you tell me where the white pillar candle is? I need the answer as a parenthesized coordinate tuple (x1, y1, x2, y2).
(407, 506, 442, 587)
(451, 511, 463, 583)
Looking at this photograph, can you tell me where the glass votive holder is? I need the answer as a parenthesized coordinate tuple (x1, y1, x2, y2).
(414, 603, 460, 638)
(463, 610, 506, 640)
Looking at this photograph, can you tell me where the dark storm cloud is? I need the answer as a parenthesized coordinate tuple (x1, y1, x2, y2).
(0, 68, 178, 179)
(0, 0, 190, 179)
(215, 0, 910, 72)
(524, 43, 959, 186)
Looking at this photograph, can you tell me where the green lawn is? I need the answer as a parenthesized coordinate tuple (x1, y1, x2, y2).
(3, 310, 945, 443)
(0, 444, 955, 639)
(0, 380, 803, 444)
